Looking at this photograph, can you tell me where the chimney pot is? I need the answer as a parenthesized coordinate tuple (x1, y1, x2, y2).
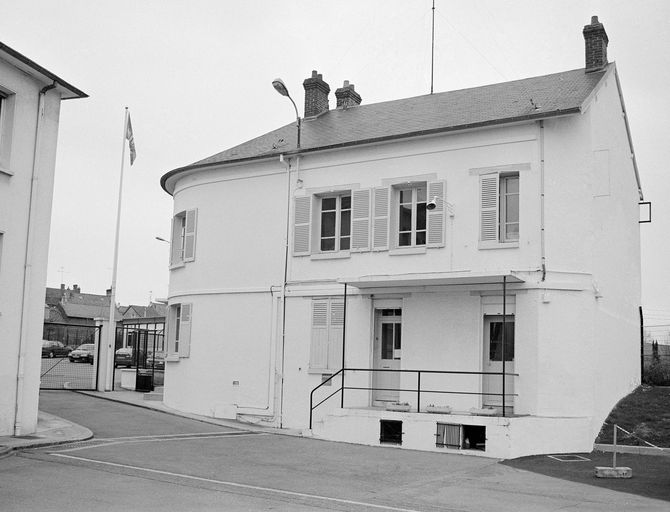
(335, 80, 363, 109)
(303, 70, 330, 118)
(583, 15, 609, 72)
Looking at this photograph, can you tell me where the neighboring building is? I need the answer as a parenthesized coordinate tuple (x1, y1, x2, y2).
(0, 42, 86, 436)
(159, 17, 642, 458)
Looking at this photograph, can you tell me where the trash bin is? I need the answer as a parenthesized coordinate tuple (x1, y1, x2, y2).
(135, 369, 154, 392)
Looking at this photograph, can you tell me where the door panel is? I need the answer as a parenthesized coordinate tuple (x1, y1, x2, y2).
(483, 315, 515, 407)
(373, 309, 401, 404)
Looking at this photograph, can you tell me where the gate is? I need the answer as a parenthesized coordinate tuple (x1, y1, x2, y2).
(112, 324, 165, 391)
(41, 322, 102, 390)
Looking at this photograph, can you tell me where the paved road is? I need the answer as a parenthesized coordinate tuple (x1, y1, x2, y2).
(0, 391, 667, 511)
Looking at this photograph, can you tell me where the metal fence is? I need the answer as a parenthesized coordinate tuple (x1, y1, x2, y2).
(40, 322, 101, 390)
(112, 324, 165, 391)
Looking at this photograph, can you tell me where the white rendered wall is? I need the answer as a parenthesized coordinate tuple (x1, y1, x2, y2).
(0, 60, 62, 435)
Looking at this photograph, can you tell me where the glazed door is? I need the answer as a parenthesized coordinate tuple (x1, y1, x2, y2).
(483, 315, 515, 407)
(373, 309, 402, 404)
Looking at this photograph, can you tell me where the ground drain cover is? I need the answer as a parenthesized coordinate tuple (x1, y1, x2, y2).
(547, 454, 591, 462)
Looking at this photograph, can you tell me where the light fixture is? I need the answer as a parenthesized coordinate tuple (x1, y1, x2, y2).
(155, 236, 169, 243)
(272, 78, 301, 149)
(426, 196, 455, 217)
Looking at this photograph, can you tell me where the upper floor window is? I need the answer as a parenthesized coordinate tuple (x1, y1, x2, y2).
(0, 90, 15, 174)
(170, 209, 197, 266)
(320, 195, 351, 252)
(479, 172, 519, 245)
(397, 185, 427, 247)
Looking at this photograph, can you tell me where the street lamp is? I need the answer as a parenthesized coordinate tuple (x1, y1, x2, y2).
(155, 236, 169, 244)
(272, 78, 301, 149)
(426, 196, 455, 217)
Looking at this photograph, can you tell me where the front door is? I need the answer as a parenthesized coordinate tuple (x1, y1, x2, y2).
(373, 309, 402, 404)
(483, 315, 515, 407)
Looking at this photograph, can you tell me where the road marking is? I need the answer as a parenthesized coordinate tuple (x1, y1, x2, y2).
(52, 432, 268, 452)
(51, 453, 423, 512)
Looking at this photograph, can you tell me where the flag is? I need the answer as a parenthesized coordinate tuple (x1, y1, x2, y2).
(126, 113, 136, 165)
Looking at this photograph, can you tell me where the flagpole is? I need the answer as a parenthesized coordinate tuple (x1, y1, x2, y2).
(105, 107, 129, 390)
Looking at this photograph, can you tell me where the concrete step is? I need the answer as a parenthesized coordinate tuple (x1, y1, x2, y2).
(143, 391, 163, 401)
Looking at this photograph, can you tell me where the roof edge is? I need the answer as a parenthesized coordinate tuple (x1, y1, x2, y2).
(0, 42, 88, 99)
(160, 107, 581, 195)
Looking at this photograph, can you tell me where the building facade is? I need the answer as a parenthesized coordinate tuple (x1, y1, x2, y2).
(0, 42, 86, 435)
(159, 18, 642, 458)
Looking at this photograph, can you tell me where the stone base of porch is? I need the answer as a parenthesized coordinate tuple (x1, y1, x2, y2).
(309, 408, 593, 459)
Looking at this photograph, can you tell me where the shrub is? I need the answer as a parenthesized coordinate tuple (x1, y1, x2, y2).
(643, 361, 670, 386)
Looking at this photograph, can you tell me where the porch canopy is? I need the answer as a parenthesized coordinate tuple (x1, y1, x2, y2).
(338, 270, 525, 290)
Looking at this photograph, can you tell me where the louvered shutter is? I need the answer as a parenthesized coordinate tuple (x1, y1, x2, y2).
(427, 180, 446, 248)
(169, 217, 178, 265)
(293, 196, 311, 255)
(480, 174, 499, 242)
(372, 187, 390, 251)
(183, 209, 197, 262)
(310, 300, 329, 369)
(179, 303, 192, 357)
(351, 189, 371, 252)
(328, 301, 344, 370)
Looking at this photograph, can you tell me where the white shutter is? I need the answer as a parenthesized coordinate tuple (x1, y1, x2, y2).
(183, 209, 197, 262)
(372, 187, 390, 251)
(310, 300, 328, 369)
(427, 180, 446, 247)
(179, 303, 192, 357)
(293, 196, 311, 256)
(351, 189, 371, 252)
(328, 301, 344, 370)
(480, 174, 499, 242)
(169, 217, 177, 265)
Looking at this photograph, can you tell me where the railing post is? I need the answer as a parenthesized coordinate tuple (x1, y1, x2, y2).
(417, 371, 421, 413)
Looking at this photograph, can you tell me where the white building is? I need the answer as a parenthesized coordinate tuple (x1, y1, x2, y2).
(160, 17, 642, 458)
(0, 42, 87, 436)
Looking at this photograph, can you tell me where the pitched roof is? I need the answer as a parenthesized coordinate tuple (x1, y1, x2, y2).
(162, 66, 608, 193)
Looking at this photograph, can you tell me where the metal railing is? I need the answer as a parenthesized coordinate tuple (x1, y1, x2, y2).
(309, 367, 518, 429)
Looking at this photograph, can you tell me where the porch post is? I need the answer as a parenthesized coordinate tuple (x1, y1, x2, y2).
(502, 276, 507, 418)
(341, 283, 347, 408)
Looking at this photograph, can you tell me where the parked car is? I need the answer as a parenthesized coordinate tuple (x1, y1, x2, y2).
(69, 343, 95, 364)
(114, 347, 133, 368)
(41, 340, 73, 358)
(146, 351, 166, 370)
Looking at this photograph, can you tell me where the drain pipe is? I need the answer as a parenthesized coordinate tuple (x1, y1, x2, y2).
(14, 81, 57, 436)
(539, 120, 547, 281)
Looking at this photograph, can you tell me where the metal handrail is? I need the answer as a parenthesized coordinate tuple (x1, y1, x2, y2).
(309, 367, 519, 429)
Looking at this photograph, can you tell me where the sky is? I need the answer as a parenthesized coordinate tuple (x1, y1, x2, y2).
(1, 0, 669, 321)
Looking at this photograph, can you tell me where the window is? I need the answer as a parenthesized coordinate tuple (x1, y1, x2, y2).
(171, 209, 197, 266)
(319, 195, 351, 252)
(479, 173, 519, 245)
(309, 298, 344, 371)
(0, 91, 14, 174)
(397, 185, 427, 247)
(167, 303, 192, 357)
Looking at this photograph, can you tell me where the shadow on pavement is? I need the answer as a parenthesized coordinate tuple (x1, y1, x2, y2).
(503, 451, 670, 502)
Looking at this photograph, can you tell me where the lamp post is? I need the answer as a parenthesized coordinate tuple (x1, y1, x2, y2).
(272, 78, 301, 149)
(155, 236, 169, 244)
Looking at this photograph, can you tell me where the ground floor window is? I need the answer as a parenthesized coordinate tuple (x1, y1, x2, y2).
(167, 303, 192, 357)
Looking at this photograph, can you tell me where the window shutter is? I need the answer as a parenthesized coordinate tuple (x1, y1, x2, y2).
(372, 187, 390, 251)
(328, 301, 344, 370)
(310, 300, 329, 369)
(169, 217, 177, 266)
(179, 303, 192, 357)
(480, 174, 499, 242)
(351, 189, 371, 252)
(183, 209, 197, 262)
(427, 180, 446, 248)
(293, 196, 311, 256)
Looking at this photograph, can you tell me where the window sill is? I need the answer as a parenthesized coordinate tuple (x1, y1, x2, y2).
(310, 251, 351, 260)
(169, 262, 185, 270)
(165, 354, 180, 362)
(389, 246, 427, 256)
(478, 241, 519, 250)
(307, 368, 338, 375)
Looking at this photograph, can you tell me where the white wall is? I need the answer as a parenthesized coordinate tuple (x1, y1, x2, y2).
(0, 59, 62, 435)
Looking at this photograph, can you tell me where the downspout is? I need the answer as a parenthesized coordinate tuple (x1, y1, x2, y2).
(14, 81, 57, 435)
(539, 120, 546, 281)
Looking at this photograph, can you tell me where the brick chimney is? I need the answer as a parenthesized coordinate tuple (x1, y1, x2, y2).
(303, 70, 330, 118)
(335, 81, 362, 109)
(583, 16, 608, 72)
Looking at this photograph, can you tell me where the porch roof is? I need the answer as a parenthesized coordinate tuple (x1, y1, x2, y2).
(339, 270, 524, 289)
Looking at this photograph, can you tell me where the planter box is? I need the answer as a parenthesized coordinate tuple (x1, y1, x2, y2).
(425, 405, 452, 414)
(386, 403, 411, 412)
